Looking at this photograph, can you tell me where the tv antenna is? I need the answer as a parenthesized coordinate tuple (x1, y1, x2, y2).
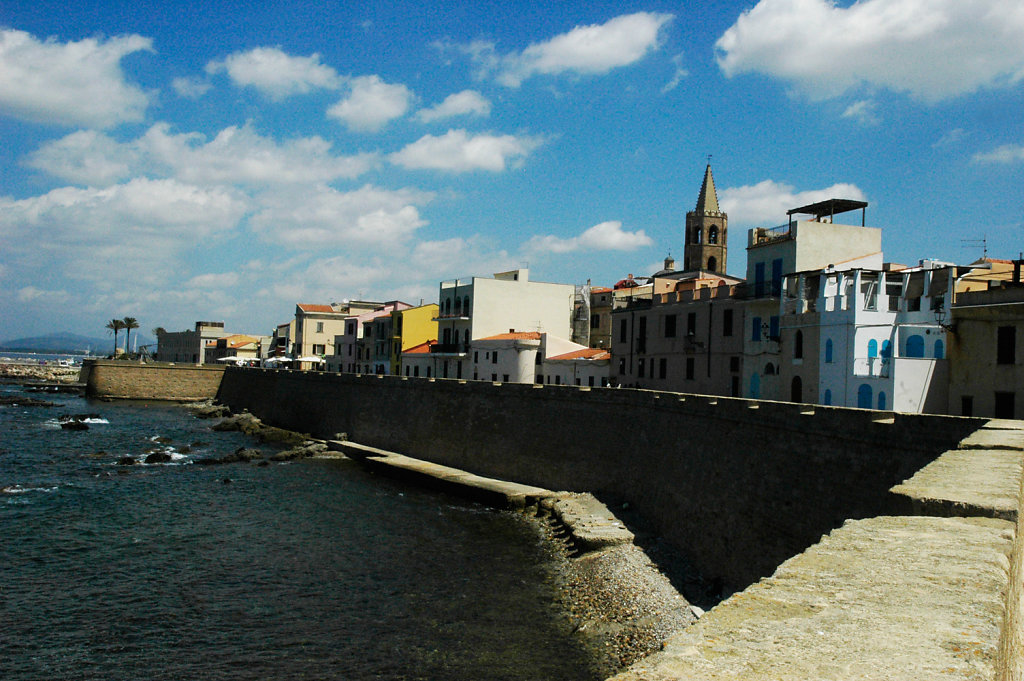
(961, 235, 987, 260)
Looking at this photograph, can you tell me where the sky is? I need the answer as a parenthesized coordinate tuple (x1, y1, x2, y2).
(1, 0, 1023, 341)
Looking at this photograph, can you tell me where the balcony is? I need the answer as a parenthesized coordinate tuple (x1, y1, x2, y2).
(430, 342, 469, 355)
(853, 357, 890, 378)
(750, 224, 792, 247)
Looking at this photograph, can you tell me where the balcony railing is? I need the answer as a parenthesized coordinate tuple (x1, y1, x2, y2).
(430, 342, 469, 355)
(853, 357, 890, 378)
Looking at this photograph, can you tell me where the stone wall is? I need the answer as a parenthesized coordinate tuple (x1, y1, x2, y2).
(216, 368, 984, 589)
(80, 359, 225, 401)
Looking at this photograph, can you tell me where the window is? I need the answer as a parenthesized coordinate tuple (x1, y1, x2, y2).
(591, 314, 600, 329)
(347, 322, 355, 335)
(750, 373, 761, 399)
(492, 351, 498, 364)
(794, 330, 803, 359)
(791, 376, 802, 403)
(723, 309, 734, 336)
(491, 373, 497, 381)
(881, 339, 892, 359)
(857, 384, 872, 409)
(414, 365, 419, 377)
(503, 374, 509, 382)
(769, 316, 779, 341)
(825, 338, 833, 364)
(316, 322, 324, 333)
(878, 391, 887, 410)
(665, 314, 677, 338)
(771, 258, 783, 297)
(589, 376, 595, 387)
(906, 335, 924, 358)
(707, 256, 717, 271)
(619, 319, 628, 343)
(995, 391, 1016, 419)
(868, 339, 878, 358)
(474, 351, 478, 363)
(823, 389, 832, 405)
(708, 225, 718, 244)
(312, 344, 325, 355)
(998, 326, 1016, 365)
(464, 297, 471, 315)
(731, 375, 739, 397)
(686, 357, 695, 380)
(687, 312, 696, 336)
(730, 356, 740, 372)
(659, 358, 667, 379)
(638, 317, 647, 353)
(934, 339, 944, 359)
(751, 316, 762, 342)
(618, 357, 626, 374)
(961, 395, 973, 416)
(638, 359, 645, 378)
(554, 375, 561, 385)
(754, 262, 766, 297)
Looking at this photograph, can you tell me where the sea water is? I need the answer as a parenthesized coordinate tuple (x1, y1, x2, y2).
(0, 384, 597, 680)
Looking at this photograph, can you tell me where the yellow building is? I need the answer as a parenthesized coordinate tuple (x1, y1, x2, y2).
(389, 304, 439, 375)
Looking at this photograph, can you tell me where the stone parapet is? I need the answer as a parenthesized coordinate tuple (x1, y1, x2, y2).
(80, 359, 225, 401)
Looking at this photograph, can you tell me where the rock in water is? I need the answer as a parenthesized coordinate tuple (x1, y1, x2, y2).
(144, 452, 173, 464)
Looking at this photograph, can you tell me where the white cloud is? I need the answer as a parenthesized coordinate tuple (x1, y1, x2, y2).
(0, 178, 248, 285)
(526, 221, 654, 254)
(973, 143, 1024, 164)
(171, 76, 212, 99)
(389, 129, 542, 172)
(328, 75, 413, 132)
(716, 0, 1024, 102)
(206, 47, 340, 100)
(26, 130, 141, 185)
(249, 184, 432, 249)
(27, 122, 377, 186)
(416, 90, 491, 122)
(186, 272, 240, 288)
(17, 285, 68, 303)
(490, 12, 673, 87)
(933, 128, 966, 148)
(841, 99, 880, 125)
(661, 53, 689, 94)
(719, 179, 867, 225)
(0, 29, 152, 127)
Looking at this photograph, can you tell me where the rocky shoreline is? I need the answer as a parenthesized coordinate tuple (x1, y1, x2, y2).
(0, 361, 82, 384)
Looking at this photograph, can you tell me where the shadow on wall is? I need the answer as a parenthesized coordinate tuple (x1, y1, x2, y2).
(216, 368, 985, 591)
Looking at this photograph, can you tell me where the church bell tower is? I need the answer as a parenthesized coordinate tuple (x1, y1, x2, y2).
(684, 163, 727, 274)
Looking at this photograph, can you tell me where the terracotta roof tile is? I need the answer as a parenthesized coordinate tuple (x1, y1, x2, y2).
(548, 348, 611, 361)
(478, 331, 542, 341)
(297, 303, 336, 313)
(403, 340, 436, 354)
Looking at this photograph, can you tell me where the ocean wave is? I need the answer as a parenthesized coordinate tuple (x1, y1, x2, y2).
(2, 484, 58, 494)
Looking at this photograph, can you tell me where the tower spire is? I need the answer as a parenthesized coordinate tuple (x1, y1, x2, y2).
(695, 162, 720, 214)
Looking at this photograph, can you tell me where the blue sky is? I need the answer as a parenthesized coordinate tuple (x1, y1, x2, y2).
(2, 0, 1022, 341)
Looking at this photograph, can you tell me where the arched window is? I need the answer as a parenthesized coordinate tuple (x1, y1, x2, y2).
(823, 389, 832, 405)
(707, 256, 717, 271)
(708, 225, 719, 244)
(867, 339, 878, 358)
(794, 330, 804, 359)
(881, 339, 892, 359)
(934, 339, 944, 359)
(878, 391, 887, 410)
(906, 335, 924, 358)
(750, 373, 761, 399)
(693, 226, 702, 243)
(443, 328, 451, 345)
(445, 298, 451, 315)
(454, 297, 462, 315)
(764, 362, 775, 376)
(825, 338, 834, 364)
(463, 329, 470, 346)
(791, 376, 803, 403)
(464, 296, 471, 316)
(857, 383, 873, 409)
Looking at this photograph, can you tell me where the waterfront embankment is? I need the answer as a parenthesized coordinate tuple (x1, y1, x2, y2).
(0, 361, 81, 384)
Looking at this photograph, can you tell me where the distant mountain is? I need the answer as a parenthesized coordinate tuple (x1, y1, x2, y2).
(0, 332, 155, 355)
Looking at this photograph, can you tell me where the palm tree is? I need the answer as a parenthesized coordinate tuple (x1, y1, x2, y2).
(122, 317, 139, 357)
(105, 318, 124, 356)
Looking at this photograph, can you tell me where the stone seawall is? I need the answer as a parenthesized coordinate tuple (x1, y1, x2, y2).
(216, 368, 985, 590)
(80, 359, 225, 401)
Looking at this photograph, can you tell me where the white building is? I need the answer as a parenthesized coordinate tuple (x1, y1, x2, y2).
(430, 268, 576, 380)
(779, 264, 953, 412)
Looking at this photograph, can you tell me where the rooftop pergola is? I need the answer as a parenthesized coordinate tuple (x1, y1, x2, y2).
(787, 199, 868, 227)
